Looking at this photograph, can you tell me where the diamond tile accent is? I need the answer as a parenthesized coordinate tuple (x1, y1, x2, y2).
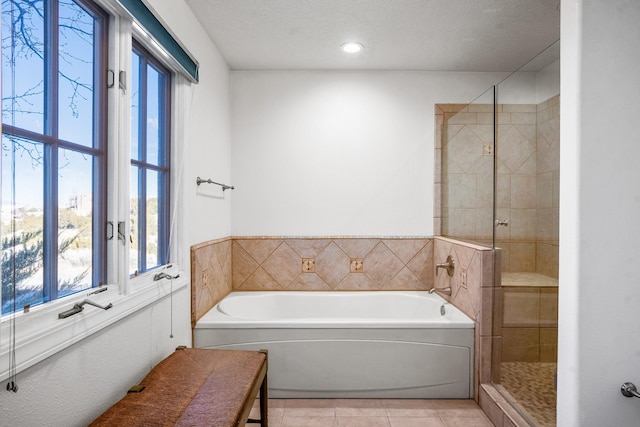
(289, 273, 332, 291)
(447, 126, 484, 172)
(498, 126, 536, 173)
(334, 239, 379, 258)
(262, 242, 302, 288)
(383, 238, 429, 264)
(387, 267, 424, 290)
(406, 241, 434, 286)
(236, 238, 282, 264)
(232, 241, 259, 288)
(237, 267, 282, 290)
(315, 242, 350, 288)
(364, 243, 404, 287)
(286, 239, 332, 258)
(335, 273, 375, 290)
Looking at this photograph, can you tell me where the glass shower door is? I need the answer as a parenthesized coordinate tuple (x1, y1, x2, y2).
(493, 40, 560, 427)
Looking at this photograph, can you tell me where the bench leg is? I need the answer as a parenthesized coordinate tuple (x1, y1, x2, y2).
(260, 370, 268, 427)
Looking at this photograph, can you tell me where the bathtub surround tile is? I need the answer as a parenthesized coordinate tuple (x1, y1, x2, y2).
(262, 242, 303, 288)
(432, 237, 496, 410)
(335, 271, 375, 290)
(316, 242, 351, 287)
(190, 237, 232, 327)
(364, 243, 405, 287)
(288, 273, 332, 291)
(236, 238, 283, 264)
(334, 238, 379, 259)
(237, 267, 283, 290)
(286, 239, 332, 258)
(387, 267, 425, 290)
(383, 238, 430, 264)
(231, 241, 259, 287)
(228, 237, 436, 292)
(406, 241, 434, 286)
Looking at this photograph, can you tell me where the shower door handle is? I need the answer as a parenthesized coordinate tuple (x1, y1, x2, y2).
(495, 219, 509, 227)
(621, 382, 640, 398)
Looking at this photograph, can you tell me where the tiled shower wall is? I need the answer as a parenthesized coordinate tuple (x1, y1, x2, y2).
(436, 95, 559, 277)
(535, 95, 560, 279)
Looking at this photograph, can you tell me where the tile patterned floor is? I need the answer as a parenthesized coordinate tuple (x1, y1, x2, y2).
(250, 398, 494, 427)
(501, 361, 557, 427)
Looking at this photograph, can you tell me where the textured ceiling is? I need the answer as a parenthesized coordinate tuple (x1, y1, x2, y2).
(184, 0, 560, 72)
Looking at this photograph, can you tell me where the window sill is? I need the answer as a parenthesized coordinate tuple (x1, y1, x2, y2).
(0, 266, 187, 382)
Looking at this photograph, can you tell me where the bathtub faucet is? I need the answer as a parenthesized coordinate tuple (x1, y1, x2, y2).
(429, 287, 452, 296)
(436, 255, 455, 277)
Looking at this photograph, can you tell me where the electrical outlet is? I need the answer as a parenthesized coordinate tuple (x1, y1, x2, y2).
(302, 258, 315, 273)
(350, 259, 364, 273)
(482, 143, 494, 156)
(461, 269, 467, 288)
(202, 269, 209, 288)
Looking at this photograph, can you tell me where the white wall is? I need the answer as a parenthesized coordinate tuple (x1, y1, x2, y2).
(231, 71, 507, 236)
(558, 1, 640, 425)
(148, 0, 232, 244)
(536, 59, 560, 103)
(1, 289, 190, 426)
(0, 1, 231, 425)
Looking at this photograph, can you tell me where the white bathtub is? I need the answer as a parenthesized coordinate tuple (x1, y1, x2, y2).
(194, 291, 474, 398)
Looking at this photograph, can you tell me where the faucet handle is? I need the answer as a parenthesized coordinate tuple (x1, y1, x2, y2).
(436, 255, 455, 277)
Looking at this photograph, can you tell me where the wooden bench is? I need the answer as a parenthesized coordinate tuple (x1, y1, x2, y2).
(90, 347, 268, 426)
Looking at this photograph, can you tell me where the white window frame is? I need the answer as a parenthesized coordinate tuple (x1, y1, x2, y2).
(0, 0, 189, 382)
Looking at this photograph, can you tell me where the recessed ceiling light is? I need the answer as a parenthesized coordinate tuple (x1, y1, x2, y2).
(341, 42, 364, 53)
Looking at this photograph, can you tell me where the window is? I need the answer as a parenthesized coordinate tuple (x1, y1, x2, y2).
(130, 40, 171, 276)
(1, 0, 107, 314)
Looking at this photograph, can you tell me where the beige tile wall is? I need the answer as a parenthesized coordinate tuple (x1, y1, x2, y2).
(434, 237, 495, 402)
(535, 94, 560, 279)
(436, 96, 559, 279)
(232, 237, 434, 291)
(190, 237, 232, 327)
(501, 286, 558, 362)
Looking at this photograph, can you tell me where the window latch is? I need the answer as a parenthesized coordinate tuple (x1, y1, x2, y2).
(117, 221, 126, 245)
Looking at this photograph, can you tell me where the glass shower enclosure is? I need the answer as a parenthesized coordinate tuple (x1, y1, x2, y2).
(438, 40, 560, 427)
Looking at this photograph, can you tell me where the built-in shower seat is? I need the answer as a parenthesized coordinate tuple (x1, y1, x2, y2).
(90, 347, 268, 427)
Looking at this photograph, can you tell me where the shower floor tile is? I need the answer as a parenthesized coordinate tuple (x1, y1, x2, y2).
(251, 398, 494, 427)
(501, 361, 557, 427)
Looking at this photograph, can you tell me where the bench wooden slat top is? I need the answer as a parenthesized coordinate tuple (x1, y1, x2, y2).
(90, 348, 267, 427)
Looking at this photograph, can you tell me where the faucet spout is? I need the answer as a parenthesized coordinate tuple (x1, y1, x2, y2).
(436, 255, 455, 277)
